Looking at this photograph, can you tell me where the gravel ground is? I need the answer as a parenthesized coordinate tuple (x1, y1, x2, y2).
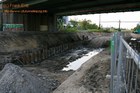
(0, 63, 59, 93)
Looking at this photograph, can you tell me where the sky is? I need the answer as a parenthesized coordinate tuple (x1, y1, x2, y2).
(68, 11, 140, 29)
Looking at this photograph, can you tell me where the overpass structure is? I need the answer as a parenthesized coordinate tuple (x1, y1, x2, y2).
(1, 0, 140, 31)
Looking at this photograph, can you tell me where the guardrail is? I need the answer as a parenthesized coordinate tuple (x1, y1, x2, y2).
(110, 32, 140, 93)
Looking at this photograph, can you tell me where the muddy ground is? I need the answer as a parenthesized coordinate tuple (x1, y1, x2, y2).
(0, 47, 110, 93)
(82, 49, 110, 93)
(0, 31, 113, 93)
(23, 47, 96, 86)
(0, 32, 137, 93)
(53, 48, 110, 93)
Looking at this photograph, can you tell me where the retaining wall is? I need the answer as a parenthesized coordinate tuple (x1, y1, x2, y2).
(0, 31, 111, 66)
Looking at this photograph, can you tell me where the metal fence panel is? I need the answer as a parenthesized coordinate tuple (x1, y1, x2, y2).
(110, 32, 140, 93)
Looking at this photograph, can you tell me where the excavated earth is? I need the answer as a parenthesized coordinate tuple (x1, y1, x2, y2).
(0, 48, 110, 93)
(82, 49, 110, 93)
(0, 63, 59, 93)
(0, 31, 134, 93)
(53, 48, 110, 93)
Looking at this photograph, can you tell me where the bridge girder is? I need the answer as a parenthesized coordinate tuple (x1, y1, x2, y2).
(2, 0, 140, 15)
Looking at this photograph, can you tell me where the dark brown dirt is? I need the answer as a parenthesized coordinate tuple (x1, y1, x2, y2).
(24, 66, 74, 85)
(53, 48, 110, 93)
(0, 31, 112, 93)
(82, 49, 110, 93)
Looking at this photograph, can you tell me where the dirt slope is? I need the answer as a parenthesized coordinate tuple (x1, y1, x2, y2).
(53, 49, 110, 93)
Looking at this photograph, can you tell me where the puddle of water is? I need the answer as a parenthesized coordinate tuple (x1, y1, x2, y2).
(62, 48, 103, 71)
(131, 38, 136, 41)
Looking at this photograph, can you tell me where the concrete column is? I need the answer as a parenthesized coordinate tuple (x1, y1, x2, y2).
(3, 13, 13, 24)
(3, 12, 58, 32)
(9, 13, 14, 24)
(47, 13, 57, 32)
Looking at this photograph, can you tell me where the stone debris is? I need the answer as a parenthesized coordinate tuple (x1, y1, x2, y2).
(0, 63, 59, 93)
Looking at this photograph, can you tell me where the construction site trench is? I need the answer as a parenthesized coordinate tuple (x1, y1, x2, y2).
(0, 31, 134, 93)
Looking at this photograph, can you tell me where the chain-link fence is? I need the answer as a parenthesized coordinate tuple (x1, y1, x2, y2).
(110, 32, 140, 93)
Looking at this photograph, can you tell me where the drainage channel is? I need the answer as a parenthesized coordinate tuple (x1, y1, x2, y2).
(0, 41, 83, 67)
(62, 48, 103, 71)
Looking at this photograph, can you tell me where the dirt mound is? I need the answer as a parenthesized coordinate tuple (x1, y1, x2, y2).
(82, 50, 110, 93)
(0, 63, 54, 93)
(88, 36, 111, 48)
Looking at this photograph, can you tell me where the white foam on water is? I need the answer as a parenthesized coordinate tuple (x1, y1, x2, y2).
(62, 48, 103, 71)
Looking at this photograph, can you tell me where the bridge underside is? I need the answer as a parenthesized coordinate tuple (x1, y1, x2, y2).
(2, 0, 140, 31)
(4, 0, 140, 15)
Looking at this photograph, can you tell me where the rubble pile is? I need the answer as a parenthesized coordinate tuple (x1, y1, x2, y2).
(0, 63, 58, 93)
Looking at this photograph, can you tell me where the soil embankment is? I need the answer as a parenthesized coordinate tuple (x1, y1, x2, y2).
(0, 31, 111, 53)
(53, 49, 110, 93)
(0, 47, 110, 93)
(0, 31, 112, 93)
(0, 31, 111, 67)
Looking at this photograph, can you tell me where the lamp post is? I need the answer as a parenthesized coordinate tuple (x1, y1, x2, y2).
(119, 20, 121, 31)
(99, 14, 101, 29)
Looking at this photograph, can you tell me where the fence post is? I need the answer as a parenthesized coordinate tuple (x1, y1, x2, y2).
(116, 36, 124, 93)
(110, 33, 115, 93)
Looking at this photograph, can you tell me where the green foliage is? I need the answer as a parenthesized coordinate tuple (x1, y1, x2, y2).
(61, 19, 100, 32)
(62, 24, 78, 32)
(57, 17, 64, 31)
(87, 29, 101, 32)
(64, 27, 78, 32)
(78, 19, 98, 30)
(133, 24, 140, 31)
(69, 20, 78, 27)
(79, 19, 91, 30)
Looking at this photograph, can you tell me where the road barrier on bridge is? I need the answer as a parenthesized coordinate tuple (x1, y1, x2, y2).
(110, 32, 140, 93)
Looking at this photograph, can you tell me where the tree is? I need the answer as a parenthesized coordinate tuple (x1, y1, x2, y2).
(87, 23, 98, 29)
(57, 16, 64, 31)
(69, 20, 78, 27)
(133, 24, 140, 31)
(79, 19, 98, 30)
(64, 19, 99, 32)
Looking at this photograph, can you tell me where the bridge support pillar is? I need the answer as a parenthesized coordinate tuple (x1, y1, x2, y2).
(2, 12, 58, 32)
(47, 13, 57, 32)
